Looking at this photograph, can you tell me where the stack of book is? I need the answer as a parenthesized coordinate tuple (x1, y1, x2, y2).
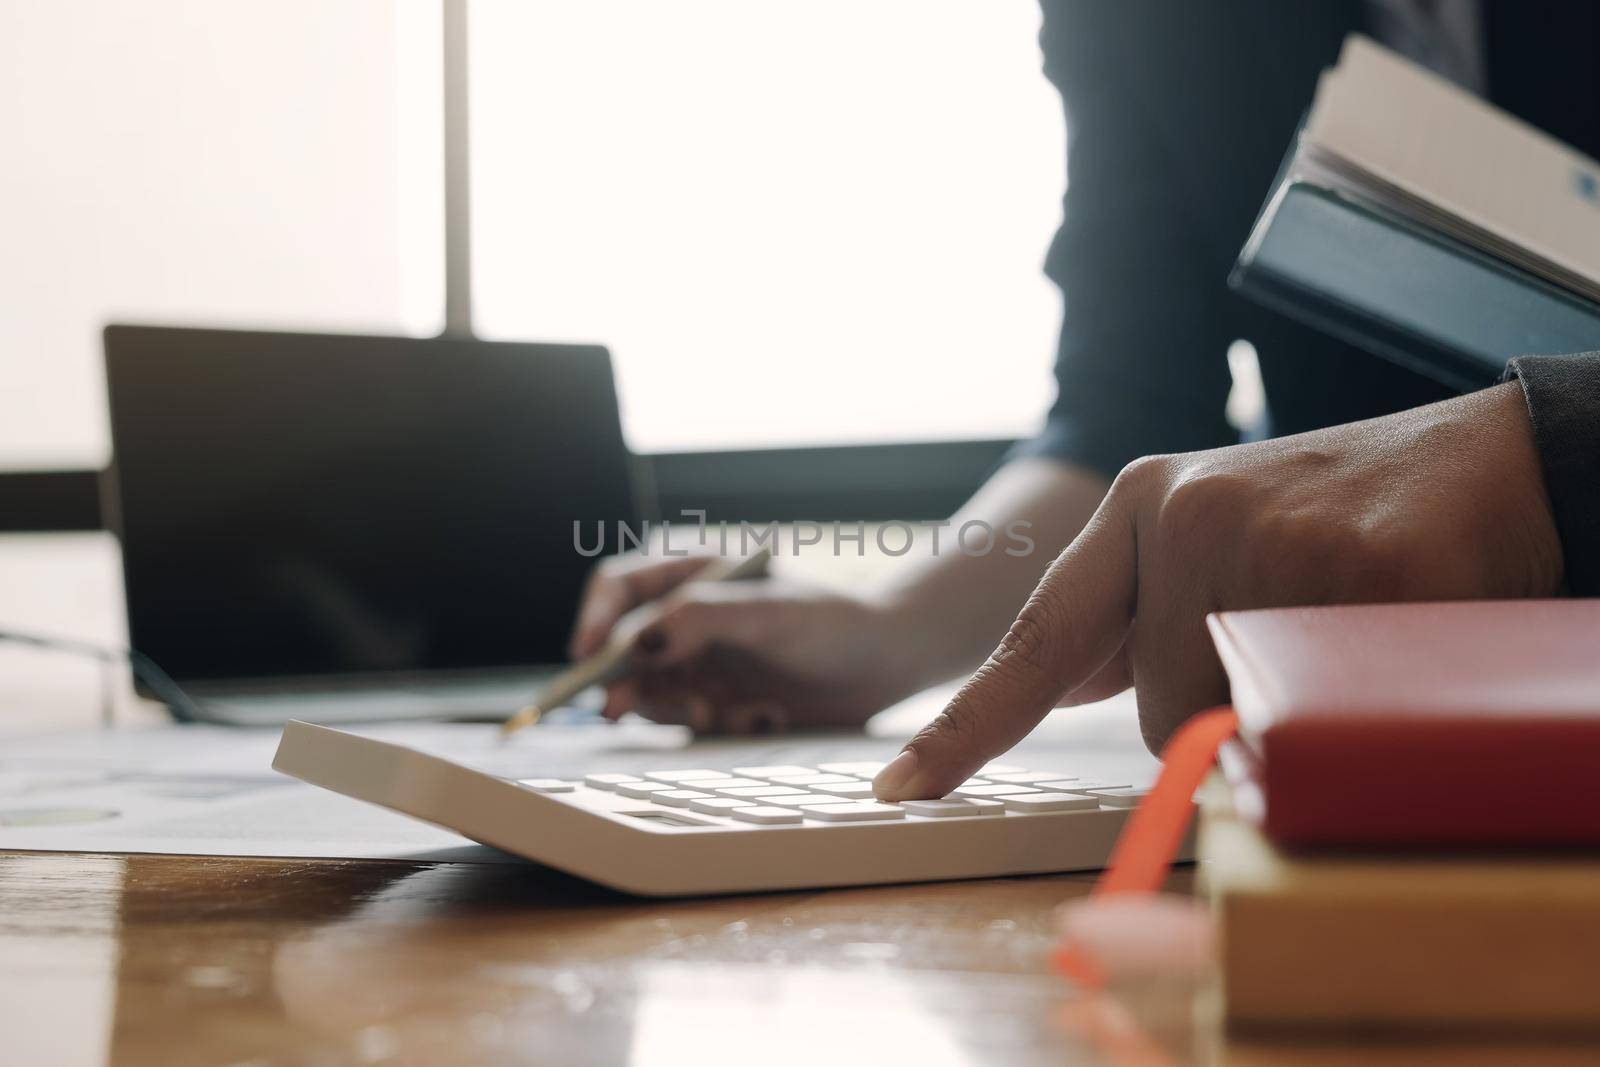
(1198, 601, 1600, 1029)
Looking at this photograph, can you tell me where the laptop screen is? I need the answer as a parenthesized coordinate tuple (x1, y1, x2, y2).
(103, 326, 636, 684)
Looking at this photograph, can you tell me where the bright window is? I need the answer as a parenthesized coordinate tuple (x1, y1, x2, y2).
(470, 0, 1065, 453)
(0, 0, 442, 471)
(4, 1, 1064, 467)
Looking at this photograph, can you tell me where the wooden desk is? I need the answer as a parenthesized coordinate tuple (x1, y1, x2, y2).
(0, 853, 1136, 1065)
(5, 853, 1596, 1067)
(4, 538, 1595, 1065)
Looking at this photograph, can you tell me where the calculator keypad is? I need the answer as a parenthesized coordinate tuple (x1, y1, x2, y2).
(557, 762, 1142, 827)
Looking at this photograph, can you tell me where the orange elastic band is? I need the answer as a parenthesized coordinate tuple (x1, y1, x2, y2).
(1053, 706, 1238, 982)
(1094, 705, 1239, 897)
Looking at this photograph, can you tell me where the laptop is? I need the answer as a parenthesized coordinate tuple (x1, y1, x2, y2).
(101, 325, 638, 725)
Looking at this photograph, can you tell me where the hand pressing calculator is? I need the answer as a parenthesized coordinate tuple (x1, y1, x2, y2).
(274, 721, 1165, 896)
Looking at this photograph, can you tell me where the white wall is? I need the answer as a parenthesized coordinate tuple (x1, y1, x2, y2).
(0, 0, 442, 471)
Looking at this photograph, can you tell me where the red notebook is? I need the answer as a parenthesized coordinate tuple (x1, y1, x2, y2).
(1207, 600, 1600, 849)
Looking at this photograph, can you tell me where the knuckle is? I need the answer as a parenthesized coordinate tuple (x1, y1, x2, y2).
(993, 607, 1057, 677)
(1111, 454, 1172, 501)
(911, 697, 983, 756)
(1242, 507, 1306, 554)
(655, 595, 705, 630)
(1157, 468, 1251, 538)
(1239, 509, 1328, 591)
(656, 591, 737, 639)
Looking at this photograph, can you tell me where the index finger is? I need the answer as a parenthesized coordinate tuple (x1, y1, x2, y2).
(873, 491, 1140, 801)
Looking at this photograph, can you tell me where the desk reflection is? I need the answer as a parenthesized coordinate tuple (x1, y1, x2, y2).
(2, 852, 1594, 1066)
(87, 854, 1108, 1066)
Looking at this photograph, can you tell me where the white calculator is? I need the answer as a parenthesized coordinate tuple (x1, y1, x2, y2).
(273, 720, 1163, 896)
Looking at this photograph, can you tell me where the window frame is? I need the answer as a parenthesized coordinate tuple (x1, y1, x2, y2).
(1, 0, 1039, 533)
(0, 437, 1017, 533)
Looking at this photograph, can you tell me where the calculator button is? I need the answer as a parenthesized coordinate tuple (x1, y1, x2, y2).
(730, 805, 804, 825)
(519, 778, 576, 792)
(802, 803, 905, 822)
(810, 782, 876, 798)
(689, 797, 758, 815)
(983, 771, 1070, 785)
(652, 790, 714, 808)
(663, 777, 738, 791)
(952, 783, 1040, 798)
(1084, 787, 1149, 808)
(998, 792, 1100, 813)
(584, 773, 642, 791)
(697, 778, 765, 791)
(900, 799, 1005, 818)
(644, 769, 730, 783)
(1037, 779, 1129, 793)
(765, 773, 857, 786)
(732, 765, 815, 779)
(815, 762, 887, 777)
(715, 785, 810, 798)
(615, 781, 676, 799)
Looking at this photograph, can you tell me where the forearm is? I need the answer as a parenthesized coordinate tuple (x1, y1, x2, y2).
(870, 457, 1110, 689)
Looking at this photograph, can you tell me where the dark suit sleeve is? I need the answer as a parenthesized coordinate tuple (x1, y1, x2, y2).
(1502, 353, 1600, 596)
(1010, 2, 1257, 478)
